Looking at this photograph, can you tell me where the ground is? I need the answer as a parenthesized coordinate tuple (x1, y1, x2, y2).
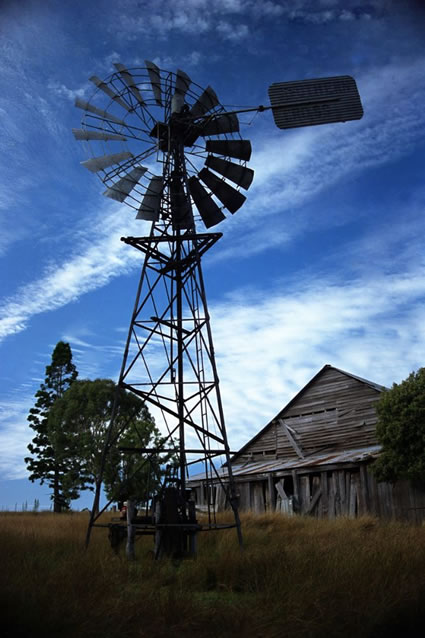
(2, 511, 425, 637)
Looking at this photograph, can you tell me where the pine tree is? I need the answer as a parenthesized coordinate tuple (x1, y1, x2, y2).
(25, 341, 78, 512)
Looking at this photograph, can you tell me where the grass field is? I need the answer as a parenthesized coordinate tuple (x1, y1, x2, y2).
(1, 511, 425, 637)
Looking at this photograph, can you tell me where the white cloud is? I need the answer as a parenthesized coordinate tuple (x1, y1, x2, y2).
(110, 0, 388, 40)
(0, 204, 148, 342)
(340, 10, 355, 21)
(216, 21, 249, 41)
(0, 395, 35, 480)
(150, 50, 204, 70)
(60, 331, 127, 380)
(286, 0, 386, 24)
(254, 2, 285, 17)
(209, 56, 425, 261)
(48, 81, 88, 102)
(210, 263, 425, 449)
(103, 51, 123, 71)
(1, 57, 424, 343)
(3, 256, 425, 478)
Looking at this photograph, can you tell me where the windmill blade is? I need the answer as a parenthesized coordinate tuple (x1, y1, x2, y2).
(205, 156, 254, 190)
(145, 60, 162, 105)
(201, 113, 240, 137)
(188, 176, 226, 228)
(190, 86, 219, 117)
(205, 140, 252, 161)
(136, 175, 163, 221)
(75, 98, 126, 126)
(171, 93, 185, 115)
(198, 168, 246, 214)
(172, 68, 192, 114)
(114, 63, 145, 105)
(175, 69, 191, 96)
(81, 151, 133, 173)
(103, 166, 147, 202)
(72, 129, 127, 142)
(90, 75, 131, 111)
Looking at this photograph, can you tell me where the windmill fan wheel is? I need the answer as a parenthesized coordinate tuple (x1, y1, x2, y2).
(73, 60, 254, 229)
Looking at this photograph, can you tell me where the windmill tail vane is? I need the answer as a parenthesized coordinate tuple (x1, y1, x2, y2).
(74, 59, 363, 559)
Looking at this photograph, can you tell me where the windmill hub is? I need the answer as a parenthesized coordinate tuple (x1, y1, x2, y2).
(149, 114, 202, 150)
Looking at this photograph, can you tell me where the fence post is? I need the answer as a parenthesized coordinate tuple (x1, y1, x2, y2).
(126, 499, 136, 561)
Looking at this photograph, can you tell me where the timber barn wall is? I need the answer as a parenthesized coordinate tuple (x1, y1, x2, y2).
(219, 464, 425, 523)
(189, 365, 425, 523)
(235, 365, 383, 462)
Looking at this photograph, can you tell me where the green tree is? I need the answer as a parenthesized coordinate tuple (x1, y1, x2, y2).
(50, 378, 169, 506)
(25, 341, 78, 512)
(373, 368, 425, 484)
(103, 416, 168, 505)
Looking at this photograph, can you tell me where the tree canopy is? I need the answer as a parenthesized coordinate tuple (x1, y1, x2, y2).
(25, 341, 79, 512)
(49, 378, 170, 506)
(373, 368, 425, 484)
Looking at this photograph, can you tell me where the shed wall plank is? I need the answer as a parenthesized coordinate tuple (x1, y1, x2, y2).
(239, 368, 382, 463)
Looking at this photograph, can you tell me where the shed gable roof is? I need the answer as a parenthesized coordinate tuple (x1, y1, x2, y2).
(231, 364, 386, 464)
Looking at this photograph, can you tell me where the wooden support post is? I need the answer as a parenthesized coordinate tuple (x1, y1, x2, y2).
(268, 474, 276, 511)
(349, 474, 357, 518)
(292, 469, 300, 513)
(238, 483, 249, 511)
(126, 499, 136, 561)
(344, 470, 351, 516)
(366, 465, 379, 517)
(359, 465, 369, 515)
(311, 476, 321, 517)
(275, 479, 286, 500)
(216, 485, 226, 511)
(305, 488, 322, 515)
(331, 472, 338, 517)
(247, 481, 252, 510)
(252, 483, 263, 513)
(321, 472, 328, 518)
(338, 471, 346, 515)
(154, 501, 162, 559)
(188, 500, 198, 557)
(275, 479, 293, 515)
(300, 476, 310, 514)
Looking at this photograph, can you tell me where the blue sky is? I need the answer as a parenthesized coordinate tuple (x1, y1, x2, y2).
(1, 0, 425, 510)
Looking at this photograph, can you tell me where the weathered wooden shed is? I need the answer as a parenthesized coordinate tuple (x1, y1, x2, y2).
(189, 365, 425, 522)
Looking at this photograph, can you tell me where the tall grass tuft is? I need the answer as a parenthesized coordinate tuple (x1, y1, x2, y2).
(1, 511, 425, 637)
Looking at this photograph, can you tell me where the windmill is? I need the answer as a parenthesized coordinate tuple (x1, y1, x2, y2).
(73, 61, 363, 558)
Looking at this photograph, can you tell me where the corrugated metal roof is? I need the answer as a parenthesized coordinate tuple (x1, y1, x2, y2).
(188, 445, 381, 482)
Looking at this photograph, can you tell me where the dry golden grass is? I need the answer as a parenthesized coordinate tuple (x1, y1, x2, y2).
(1, 511, 425, 637)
